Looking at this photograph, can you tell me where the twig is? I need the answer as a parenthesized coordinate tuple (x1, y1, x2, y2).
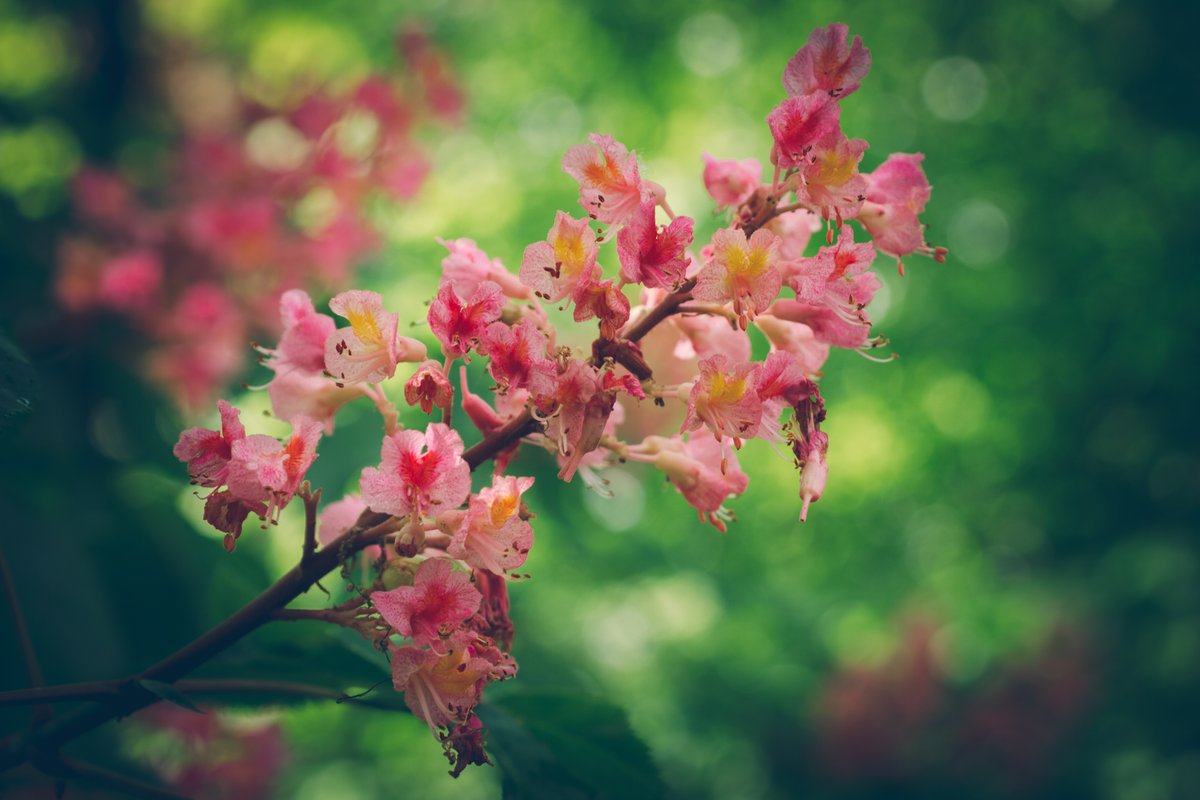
(0, 545, 49, 726)
(175, 679, 398, 710)
(300, 484, 322, 564)
(0, 682, 121, 708)
(36, 754, 188, 800)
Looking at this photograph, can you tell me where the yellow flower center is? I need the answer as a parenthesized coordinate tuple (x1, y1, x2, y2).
(489, 492, 519, 528)
(346, 308, 383, 345)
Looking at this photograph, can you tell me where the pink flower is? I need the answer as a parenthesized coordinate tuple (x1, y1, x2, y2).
(96, 250, 162, 313)
(373, 558, 482, 647)
(203, 491, 265, 548)
(755, 350, 817, 408)
(767, 93, 842, 169)
(519, 212, 600, 303)
(693, 227, 783, 325)
(765, 209, 823, 261)
(325, 290, 426, 384)
(174, 400, 247, 488)
(404, 360, 454, 414)
(448, 475, 535, 575)
(361, 423, 471, 518)
(858, 153, 946, 272)
(267, 369, 359, 433)
(672, 312, 752, 364)
(390, 640, 497, 731)
(753, 315, 830, 373)
(791, 387, 829, 522)
(783, 23, 871, 100)
(785, 224, 876, 303)
(480, 319, 556, 398)
(649, 435, 749, 532)
(560, 133, 647, 226)
(572, 275, 631, 340)
(428, 279, 504, 359)
(702, 155, 762, 210)
(797, 131, 869, 223)
(538, 359, 616, 482)
(768, 293, 877, 350)
(616, 200, 694, 289)
(317, 495, 369, 547)
(270, 290, 336, 375)
(681, 355, 762, 442)
(438, 238, 530, 300)
(226, 417, 322, 518)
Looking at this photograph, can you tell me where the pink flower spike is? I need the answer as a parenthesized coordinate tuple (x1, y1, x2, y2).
(361, 423, 471, 519)
(783, 23, 872, 100)
(404, 360, 454, 414)
(373, 558, 482, 647)
(272, 289, 335, 375)
(428, 279, 504, 359)
(693, 227, 783, 326)
(438, 238, 531, 300)
(616, 200, 694, 289)
(701, 155, 762, 210)
(481, 319, 556, 399)
(519, 212, 600, 303)
(680, 354, 763, 443)
(561, 133, 647, 227)
(325, 290, 425, 385)
(449, 475, 536, 575)
(174, 400, 246, 488)
(767, 93, 841, 170)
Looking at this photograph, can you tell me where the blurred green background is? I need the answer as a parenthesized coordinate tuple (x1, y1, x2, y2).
(1, 0, 1197, 797)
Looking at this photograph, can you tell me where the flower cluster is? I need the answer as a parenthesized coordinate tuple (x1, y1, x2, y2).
(56, 28, 461, 409)
(174, 22, 945, 775)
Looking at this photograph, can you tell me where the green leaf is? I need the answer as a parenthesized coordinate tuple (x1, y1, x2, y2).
(138, 679, 204, 714)
(478, 690, 666, 800)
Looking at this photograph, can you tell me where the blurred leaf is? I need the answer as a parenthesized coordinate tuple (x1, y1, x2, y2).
(479, 690, 665, 800)
(138, 679, 203, 714)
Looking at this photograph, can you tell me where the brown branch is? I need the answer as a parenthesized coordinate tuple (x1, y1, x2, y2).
(175, 679, 397, 709)
(0, 682, 119, 708)
(0, 545, 50, 727)
(300, 484, 321, 563)
(462, 410, 541, 470)
(36, 754, 189, 800)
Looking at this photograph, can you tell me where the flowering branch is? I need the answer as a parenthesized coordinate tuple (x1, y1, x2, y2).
(3, 21, 950, 785)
